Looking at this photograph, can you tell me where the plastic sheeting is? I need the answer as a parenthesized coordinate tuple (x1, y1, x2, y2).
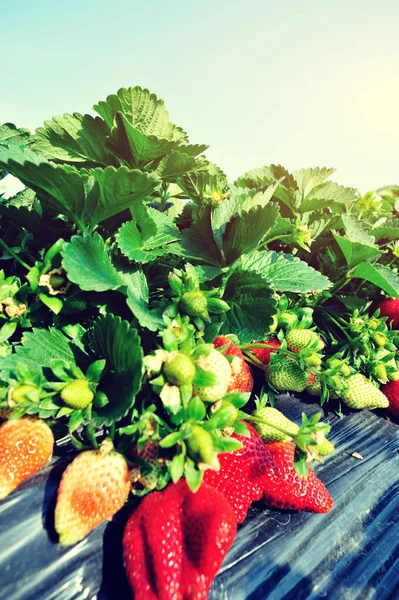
(1, 397, 398, 600)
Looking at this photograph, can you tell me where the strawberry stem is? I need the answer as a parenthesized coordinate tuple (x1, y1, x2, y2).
(0, 238, 32, 271)
(85, 424, 99, 449)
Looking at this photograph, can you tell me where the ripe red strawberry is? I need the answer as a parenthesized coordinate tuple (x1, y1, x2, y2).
(381, 380, 399, 418)
(213, 335, 253, 393)
(203, 424, 332, 522)
(248, 337, 281, 366)
(0, 418, 54, 500)
(55, 439, 131, 545)
(123, 478, 236, 600)
(377, 298, 399, 329)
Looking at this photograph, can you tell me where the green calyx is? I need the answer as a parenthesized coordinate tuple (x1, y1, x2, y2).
(212, 400, 239, 426)
(180, 290, 208, 318)
(163, 352, 196, 386)
(60, 379, 94, 409)
(186, 424, 215, 466)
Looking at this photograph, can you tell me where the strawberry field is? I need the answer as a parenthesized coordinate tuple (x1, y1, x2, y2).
(0, 86, 398, 599)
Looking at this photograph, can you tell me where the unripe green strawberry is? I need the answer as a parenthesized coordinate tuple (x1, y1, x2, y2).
(327, 358, 351, 377)
(180, 290, 208, 318)
(253, 406, 299, 442)
(61, 379, 94, 409)
(306, 374, 322, 396)
(277, 312, 298, 330)
(306, 375, 339, 399)
(163, 352, 196, 386)
(368, 318, 380, 330)
(340, 373, 389, 409)
(372, 332, 387, 347)
(286, 328, 324, 353)
(193, 349, 231, 402)
(267, 358, 309, 393)
(10, 384, 40, 405)
(186, 425, 215, 466)
(306, 353, 322, 368)
(62, 295, 88, 315)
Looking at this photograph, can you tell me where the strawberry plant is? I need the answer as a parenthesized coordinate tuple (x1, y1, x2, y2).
(0, 84, 398, 599)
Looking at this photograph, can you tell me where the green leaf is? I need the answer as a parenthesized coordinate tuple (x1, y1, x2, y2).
(0, 123, 32, 177)
(238, 251, 332, 293)
(62, 233, 122, 292)
(125, 270, 165, 331)
(107, 112, 177, 167)
(159, 431, 182, 448)
(212, 182, 280, 252)
(0, 143, 159, 230)
(233, 420, 250, 437)
(0, 328, 76, 374)
(184, 460, 203, 492)
(294, 167, 335, 198)
(352, 262, 399, 298)
(155, 151, 210, 182)
(178, 206, 223, 266)
(222, 202, 280, 264)
(177, 163, 228, 204)
(94, 86, 187, 142)
(0, 122, 32, 145)
(212, 436, 242, 452)
(88, 314, 144, 425)
(301, 181, 357, 213)
(223, 392, 251, 409)
(193, 369, 220, 387)
(116, 204, 180, 263)
(236, 164, 295, 190)
(32, 113, 116, 167)
(0, 321, 17, 343)
(371, 218, 399, 242)
(186, 396, 206, 421)
(69, 410, 84, 433)
(222, 270, 277, 342)
(39, 293, 63, 314)
(170, 452, 185, 483)
(333, 215, 380, 268)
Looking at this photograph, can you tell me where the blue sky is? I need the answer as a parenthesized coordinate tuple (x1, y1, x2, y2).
(1, 0, 399, 192)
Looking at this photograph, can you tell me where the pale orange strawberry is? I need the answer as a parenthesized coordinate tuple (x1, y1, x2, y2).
(0, 418, 54, 500)
(55, 439, 131, 545)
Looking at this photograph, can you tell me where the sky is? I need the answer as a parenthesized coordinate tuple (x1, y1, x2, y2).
(1, 0, 399, 193)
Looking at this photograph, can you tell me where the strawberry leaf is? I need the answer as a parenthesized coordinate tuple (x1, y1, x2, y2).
(238, 251, 332, 293)
(116, 204, 180, 263)
(222, 270, 277, 342)
(352, 262, 399, 298)
(62, 233, 122, 292)
(125, 270, 165, 331)
(94, 85, 187, 142)
(0, 143, 159, 230)
(32, 113, 117, 167)
(88, 314, 144, 425)
(0, 327, 79, 375)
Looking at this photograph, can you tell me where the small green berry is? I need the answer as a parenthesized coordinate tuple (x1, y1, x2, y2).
(180, 291, 208, 318)
(61, 379, 94, 409)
